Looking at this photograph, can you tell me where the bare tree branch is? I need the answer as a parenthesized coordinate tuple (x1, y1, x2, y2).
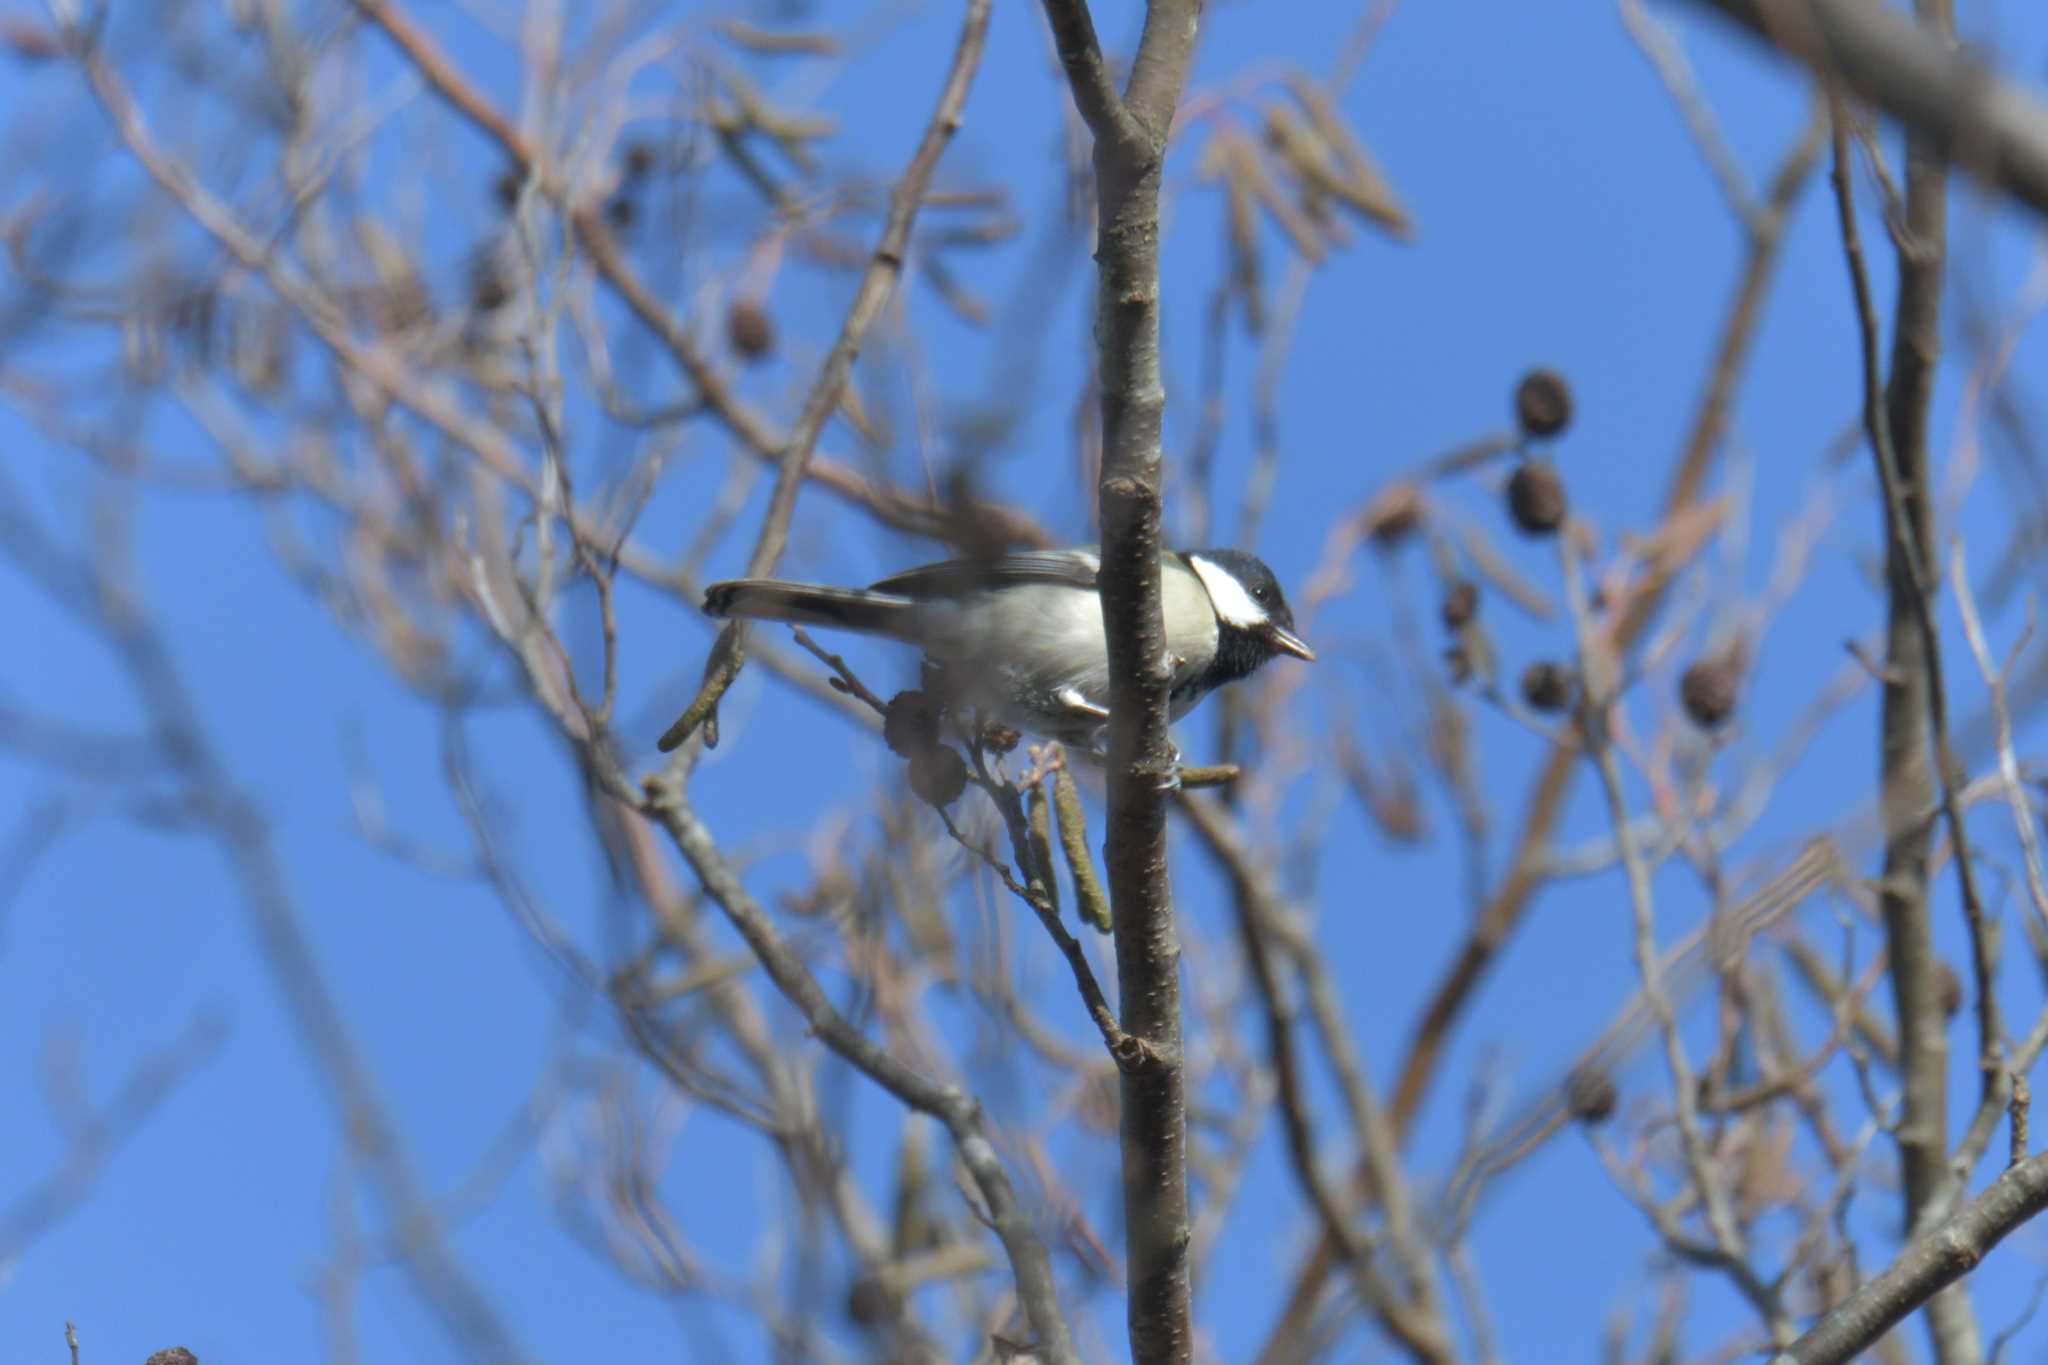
(1781, 1153, 2048, 1364)
(1037, 0, 1208, 1357)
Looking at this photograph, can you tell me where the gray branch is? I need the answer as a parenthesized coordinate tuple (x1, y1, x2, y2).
(1781, 1153, 2048, 1363)
(1036, 1, 1207, 1360)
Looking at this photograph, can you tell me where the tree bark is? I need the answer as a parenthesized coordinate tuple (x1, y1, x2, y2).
(1038, 2, 1206, 1359)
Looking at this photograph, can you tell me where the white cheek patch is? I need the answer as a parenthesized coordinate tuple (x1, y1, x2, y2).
(1187, 554, 1269, 630)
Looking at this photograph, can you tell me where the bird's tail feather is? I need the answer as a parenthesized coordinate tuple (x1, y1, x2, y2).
(703, 580, 917, 637)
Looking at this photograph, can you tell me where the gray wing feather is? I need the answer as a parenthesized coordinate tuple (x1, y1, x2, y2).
(868, 550, 1100, 600)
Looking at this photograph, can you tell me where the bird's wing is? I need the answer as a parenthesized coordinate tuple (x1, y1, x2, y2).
(868, 550, 1101, 599)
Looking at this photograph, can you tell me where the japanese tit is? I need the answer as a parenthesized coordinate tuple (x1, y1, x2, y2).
(695, 547, 1313, 747)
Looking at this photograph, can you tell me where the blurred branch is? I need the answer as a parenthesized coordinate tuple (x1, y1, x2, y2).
(351, 0, 1044, 552)
(1684, 0, 2048, 220)
(0, 477, 537, 1365)
(0, 1010, 227, 1265)
(638, 765, 1078, 1364)
(1259, 102, 1829, 1365)
(1180, 791, 1451, 1363)
(652, 0, 993, 746)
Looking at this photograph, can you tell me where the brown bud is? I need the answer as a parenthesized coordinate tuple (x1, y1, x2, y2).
(1506, 461, 1567, 536)
(1515, 368, 1573, 439)
(604, 194, 635, 231)
(1443, 645, 1473, 687)
(1680, 657, 1739, 731)
(1565, 1066, 1617, 1124)
(1938, 961, 1964, 1019)
(621, 141, 656, 179)
(493, 169, 523, 211)
(883, 691, 942, 758)
(908, 745, 968, 807)
(1519, 660, 1575, 713)
(980, 720, 1022, 755)
(727, 298, 775, 360)
(1440, 579, 1478, 629)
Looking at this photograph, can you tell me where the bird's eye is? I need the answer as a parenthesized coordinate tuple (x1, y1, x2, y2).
(1252, 585, 1269, 601)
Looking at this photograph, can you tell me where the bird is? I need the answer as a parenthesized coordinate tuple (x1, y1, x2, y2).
(683, 547, 1313, 749)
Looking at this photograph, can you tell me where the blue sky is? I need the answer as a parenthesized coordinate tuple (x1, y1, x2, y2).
(8, 0, 2048, 1361)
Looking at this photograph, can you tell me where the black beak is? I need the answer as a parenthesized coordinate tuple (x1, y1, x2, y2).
(1267, 623, 1316, 662)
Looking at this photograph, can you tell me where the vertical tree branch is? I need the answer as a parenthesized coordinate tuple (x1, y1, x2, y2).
(1037, 2, 1204, 1359)
(1869, 6, 1977, 1355)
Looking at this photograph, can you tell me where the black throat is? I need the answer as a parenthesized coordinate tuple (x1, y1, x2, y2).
(1174, 621, 1274, 710)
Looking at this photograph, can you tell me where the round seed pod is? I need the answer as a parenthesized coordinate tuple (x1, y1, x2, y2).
(1565, 1066, 1618, 1124)
(1506, 462, 1567, 536)
(908, 745, 968, 808)
(727, 298, 775, 360)
(1679, 657, 1739, 731)
(1440, 579, 1478, 629)
(1519, 660, 1575, 714)
(980, 720, 1022, 755)
(1515, 368, 1573, 439)
(883, 691, 942, 758)
(622, 141, 656, 179)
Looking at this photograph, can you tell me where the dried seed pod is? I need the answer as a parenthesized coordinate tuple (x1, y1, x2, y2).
(908, 745, 968, 808)
(1026, 782, 1059, 913)
(469, 257, 511, 314)
(1052, 768, 1112, 934)
(604, 194, 635, 231)
(1519, 660, 1575, 713)
(1506, 462, 1567, 536)
(1565, 1066, 1618, 1124)
(1938, 961, 1964, 1019)
(980, 720, 1022, 755)
(622, 141, 656, 179)
(883, 691, 942, 758)
(1515, 368, 1573, 439)
(1440, 579, 1478, 629)
(727, 298, 775, 360)
(845, 1274, 900, 1325)
(1680, 657, 1739, 731)
(1443, 645, 1473, 687)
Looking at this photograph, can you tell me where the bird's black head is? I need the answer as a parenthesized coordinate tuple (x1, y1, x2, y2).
(1185, 549, 1315, 679)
